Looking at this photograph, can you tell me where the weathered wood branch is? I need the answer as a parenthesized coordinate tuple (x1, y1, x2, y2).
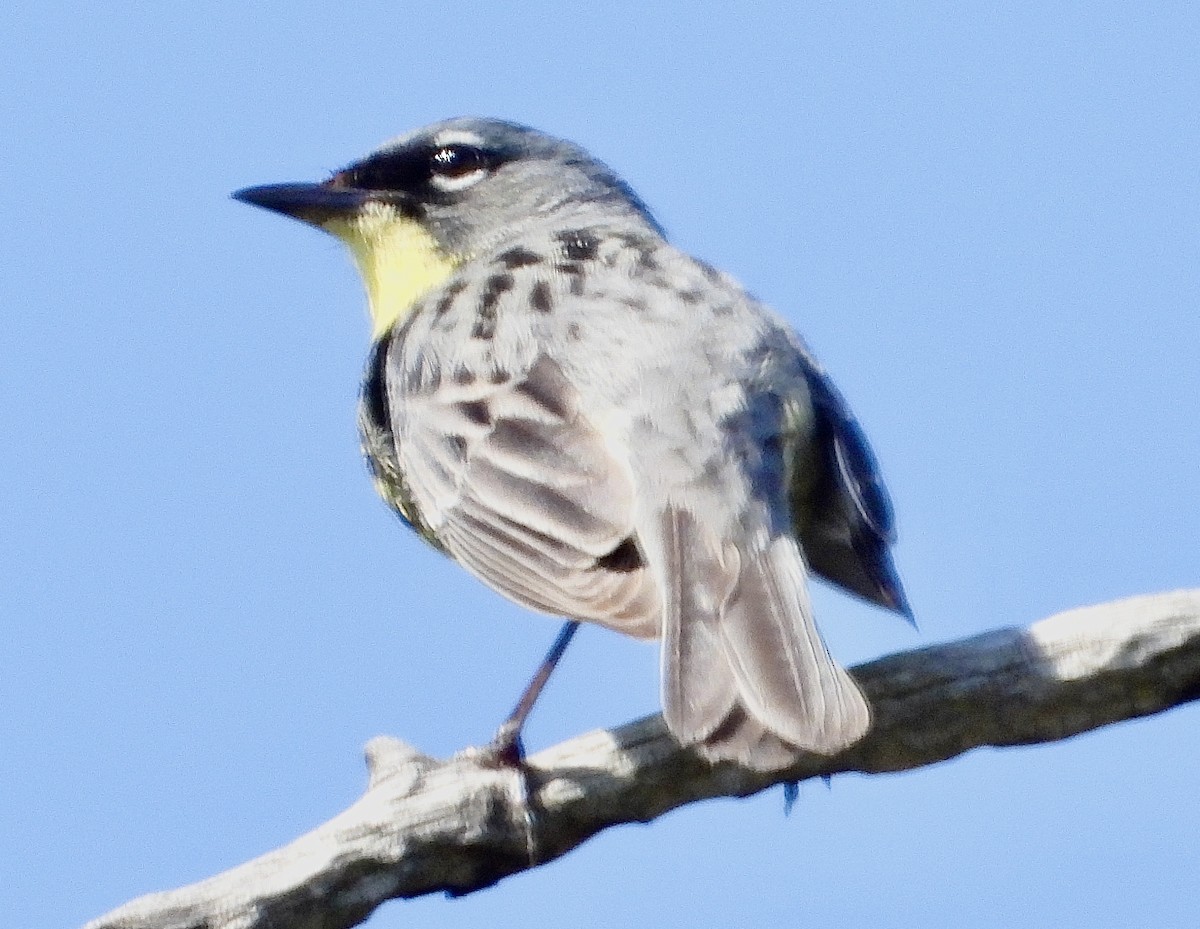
(85, 589, 1200, 929)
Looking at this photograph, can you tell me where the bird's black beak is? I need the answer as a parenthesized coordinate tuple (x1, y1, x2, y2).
(231, 182, 372, 227)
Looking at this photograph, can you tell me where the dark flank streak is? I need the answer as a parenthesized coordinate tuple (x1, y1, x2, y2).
(472, 273, 513, 339)
(530, 281, 553, 313)
(498, 246, 544, 269)
(480, 272, 514, 311)
(435, 280, 467, 317)
(471, 313, 496, 340)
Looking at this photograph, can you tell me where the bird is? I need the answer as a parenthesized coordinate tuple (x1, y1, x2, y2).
(233, 117, 912, 772)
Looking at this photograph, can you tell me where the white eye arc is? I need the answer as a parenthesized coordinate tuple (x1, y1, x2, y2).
(428, 144, 491, 192)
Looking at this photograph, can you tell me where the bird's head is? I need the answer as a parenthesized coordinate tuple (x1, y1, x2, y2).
(234, 117, 661, 338)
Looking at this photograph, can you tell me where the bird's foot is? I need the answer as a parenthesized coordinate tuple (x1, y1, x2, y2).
(475, 718, 526, 768)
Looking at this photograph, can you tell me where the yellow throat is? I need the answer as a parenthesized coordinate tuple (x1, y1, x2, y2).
(323, 202, 462, 339)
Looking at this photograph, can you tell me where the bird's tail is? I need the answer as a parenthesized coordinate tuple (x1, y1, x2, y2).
(656, 507, 870, 771)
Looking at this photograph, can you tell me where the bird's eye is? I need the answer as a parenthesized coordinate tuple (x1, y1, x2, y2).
(428, 144, 491, 191)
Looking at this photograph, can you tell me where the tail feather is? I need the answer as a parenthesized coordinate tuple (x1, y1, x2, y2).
(657, 508, 870, 771)
(660, 511, 739, 743)
(699, 706, 810, 773)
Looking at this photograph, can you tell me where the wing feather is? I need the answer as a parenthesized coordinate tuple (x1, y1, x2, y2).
(794, 359, 914, 619)
(393, 352, 659, 637)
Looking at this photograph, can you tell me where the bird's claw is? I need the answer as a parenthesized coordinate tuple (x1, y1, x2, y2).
(479, 719, 526, 768)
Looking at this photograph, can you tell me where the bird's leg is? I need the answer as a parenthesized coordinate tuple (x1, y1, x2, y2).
(486, 620, 580, 765)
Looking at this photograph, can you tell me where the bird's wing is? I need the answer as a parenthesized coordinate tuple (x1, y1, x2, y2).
(792, 355, 914, 620)
(382, 344, 659, 638)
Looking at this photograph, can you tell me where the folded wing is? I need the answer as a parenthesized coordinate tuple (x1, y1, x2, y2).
(389, 350, 659, 638)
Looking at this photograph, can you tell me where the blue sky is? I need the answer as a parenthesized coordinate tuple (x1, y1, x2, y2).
(4, 4, 1197, 928)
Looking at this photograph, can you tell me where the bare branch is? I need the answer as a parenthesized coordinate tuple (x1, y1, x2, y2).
(85, 589, 1200, 929)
